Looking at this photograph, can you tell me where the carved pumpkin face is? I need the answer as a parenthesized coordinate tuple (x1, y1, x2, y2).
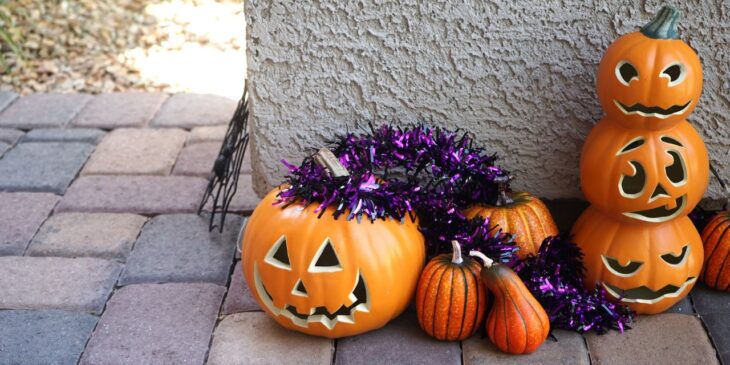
(242, 189, 425, 338)
(572, 206, 703, 314)
(596, 15, 702, 131)
(581, 119, 708, 223)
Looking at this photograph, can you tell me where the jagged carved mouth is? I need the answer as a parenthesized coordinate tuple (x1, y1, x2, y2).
(253, 263, 370, 329)
(614, 100, 691, 119)
(602, 276, 696, 305)
(623, 195, 686, 223)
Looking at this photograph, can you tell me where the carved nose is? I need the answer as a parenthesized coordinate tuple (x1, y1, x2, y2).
(292, 279, 308, 297)
(650, 183, 669, 199)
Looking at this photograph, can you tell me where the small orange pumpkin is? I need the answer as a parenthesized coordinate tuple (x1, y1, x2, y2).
(700, 212, 730, 291)
(416, 241, 486, 341)
(572, 206, 703, 314)
(242, 188, 425, 338)
(464, 188, 557, 259)
(596, 6, 703, 131)
(470, 251, 549, 355)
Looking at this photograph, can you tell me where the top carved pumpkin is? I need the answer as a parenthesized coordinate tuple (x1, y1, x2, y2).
(597, 7, 702, 131)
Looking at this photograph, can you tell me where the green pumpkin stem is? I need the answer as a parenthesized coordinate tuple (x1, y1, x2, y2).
(640, 6, 680, 40)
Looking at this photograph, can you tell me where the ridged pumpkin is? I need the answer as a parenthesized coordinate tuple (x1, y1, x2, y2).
(242, 188, 425, 338)
(572, 206, 703, 314)
(596, 6, 702, 131)
(416, 241, 486, 341)
(469, 251, 549, 355)
(464, 192, 557, 259)
(700, 212, 730, 290)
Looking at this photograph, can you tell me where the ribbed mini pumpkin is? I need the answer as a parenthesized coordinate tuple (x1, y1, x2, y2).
(701, 212, 730, 291)
(470, 251, 550, 355)
(416, 241, 486, 341)
(464, 191, 557, 259)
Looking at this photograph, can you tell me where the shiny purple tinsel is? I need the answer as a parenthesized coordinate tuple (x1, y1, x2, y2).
(277, 124, 515, 262)
(514, 236, 634, 334)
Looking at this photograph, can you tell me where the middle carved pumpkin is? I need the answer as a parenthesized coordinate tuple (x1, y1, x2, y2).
(580, 118, 708, 223)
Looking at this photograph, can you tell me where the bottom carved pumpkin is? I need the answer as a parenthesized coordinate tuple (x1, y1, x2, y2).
(572, 206, 703, 314)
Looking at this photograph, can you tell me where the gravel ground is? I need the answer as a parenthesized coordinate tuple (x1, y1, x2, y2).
(0, 0, 244, 97)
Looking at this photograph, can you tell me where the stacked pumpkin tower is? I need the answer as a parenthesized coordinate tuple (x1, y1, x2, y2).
(572, 6, 709, 314)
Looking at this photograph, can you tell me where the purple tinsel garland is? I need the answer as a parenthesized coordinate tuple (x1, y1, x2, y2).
(514, 236, 634, 334)
(277, 123, 633, 333)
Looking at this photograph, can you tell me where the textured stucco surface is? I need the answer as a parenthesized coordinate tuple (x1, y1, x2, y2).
(246, 1, 730, 199)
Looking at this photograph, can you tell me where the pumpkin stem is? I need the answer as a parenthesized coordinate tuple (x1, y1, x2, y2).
(451, 240, 464, 264)
(494, 175, 514, 207)
(469, 250, 494, 268)
(640, 6, 680, 40)
(314, 148, 350, 178)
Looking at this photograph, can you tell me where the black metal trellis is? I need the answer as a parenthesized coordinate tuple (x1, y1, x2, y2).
(198, 81, 250, 232)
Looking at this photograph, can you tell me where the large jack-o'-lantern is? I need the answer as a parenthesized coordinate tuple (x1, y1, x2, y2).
(242, 188, 425, 338)
(572, 6, 708, 314)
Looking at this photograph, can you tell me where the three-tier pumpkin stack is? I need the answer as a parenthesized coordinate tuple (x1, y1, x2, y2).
(572, 6, 709, 314)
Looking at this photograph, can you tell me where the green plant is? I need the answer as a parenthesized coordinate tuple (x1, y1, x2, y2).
(0, 0, 24, 73)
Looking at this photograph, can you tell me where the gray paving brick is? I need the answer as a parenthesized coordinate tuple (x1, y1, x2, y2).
(151, 93, 237, 128)
(0, 128, 24, 144)
(22, 128, 106, 143)
(463, 329, 588, 365)
(585, 314, 718, 365)
(120, 214, 240, 286)
(0, 93, 92, 129)
(0, 256, 121, 313)
(0, 192, 59, 255)
(72, 92, 168, 128)
(336, 310, 460, 365)
(701, 313, 730, 356)
(173, 141, 219, 177)
(26, 213, 147, 261)
(187, 125, 228, 144)
(0, 142, 8, 157)
(0, 310, 97, 365)
(222, 261, 261, 314)
(0, 142, 94, 194)
(82, 128, 187, 175)
(691, 283, 730, 315)
(666, 296, 695, 314)
(0, 91, 18, 112)
(721, 351, 730, 365)
(57, 175, 207, 214)
(207, 312, 333, 365)
(80, 283, 225, 365)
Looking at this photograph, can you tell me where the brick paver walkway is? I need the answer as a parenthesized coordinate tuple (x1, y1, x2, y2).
(0, 91, 726, 364)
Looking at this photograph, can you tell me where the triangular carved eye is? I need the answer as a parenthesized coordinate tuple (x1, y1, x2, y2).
(308, 238, 342, 273)
(265, 235, 291, 270)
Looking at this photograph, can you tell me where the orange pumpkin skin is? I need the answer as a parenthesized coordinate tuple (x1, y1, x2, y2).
(479, 261, 549, 354)
(700, 212, 730, 291)
(464, 192, 558, 259)
(572, 206, 703, 314)
(597, 25, 702, 131)
(416, 242, 486, 341)
(242, 188, 425, 338)
(580, 119, 709, 224)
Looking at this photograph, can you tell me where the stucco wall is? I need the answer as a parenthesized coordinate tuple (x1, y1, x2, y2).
(245, 1, 730, 199)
